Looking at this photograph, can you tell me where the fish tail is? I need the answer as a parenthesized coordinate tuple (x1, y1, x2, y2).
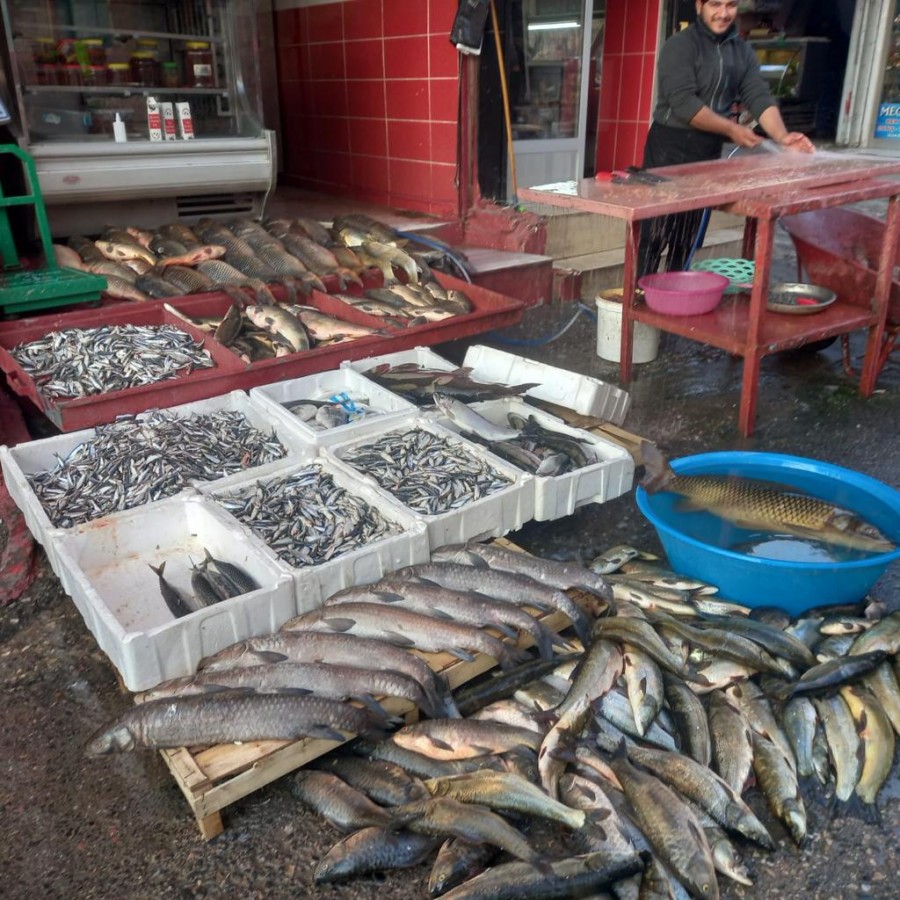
(639, 442, 675, 494)
(223, 284, 252, 308)
(148, 561, 165, 578)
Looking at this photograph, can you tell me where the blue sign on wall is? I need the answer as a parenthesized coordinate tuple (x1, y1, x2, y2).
(875, 103, 900, 139)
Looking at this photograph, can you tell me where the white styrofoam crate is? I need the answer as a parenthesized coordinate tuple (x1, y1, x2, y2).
(324, 417, 535, 550)
(52, 494, 295, 692)
(343, 345, 458, 383)
(462, 344, 632, 425)
(430, 397, 634, 521)
(248, 366, 418, 448)
(2, 437, 74, 575)
(0, 390, 314, 574)
(201, 457, 430, 606)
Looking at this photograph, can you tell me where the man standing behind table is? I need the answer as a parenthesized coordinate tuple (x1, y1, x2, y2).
(637, 0, 815, 278)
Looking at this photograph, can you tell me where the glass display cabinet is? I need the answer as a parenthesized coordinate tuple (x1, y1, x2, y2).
(0, 0, 274, 234)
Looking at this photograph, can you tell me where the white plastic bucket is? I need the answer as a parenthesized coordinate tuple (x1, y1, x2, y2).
(595, 291, 660, 364)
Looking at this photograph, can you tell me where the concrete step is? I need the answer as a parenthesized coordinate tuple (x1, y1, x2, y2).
(459, 245, 554, 307)
(555, 227, 745, 299)
(543, 208, 744, 258)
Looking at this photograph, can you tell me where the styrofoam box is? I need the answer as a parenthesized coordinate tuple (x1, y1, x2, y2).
(462, 344, 632, 426)
(248, 366, 418, 448)
(430, 397, 635, 521)
(0, 390, 314, 575)
(201, 456, 431, 607)
(52, 494, 295, 692)
(324, 417, 535, 550)
(343, 345, 458, 382)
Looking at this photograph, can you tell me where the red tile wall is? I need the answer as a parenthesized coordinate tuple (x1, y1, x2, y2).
(596, 3, 661, 173)
(274, 0, 460, 218)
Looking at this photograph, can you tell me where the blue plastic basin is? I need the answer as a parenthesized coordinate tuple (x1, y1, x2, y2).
(635, 452, 900, 615)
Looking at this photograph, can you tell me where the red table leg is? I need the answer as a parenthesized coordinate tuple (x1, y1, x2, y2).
(859, 193, 900, 396)
(619, 220, 641, 384)
(737, 215, 776, 436)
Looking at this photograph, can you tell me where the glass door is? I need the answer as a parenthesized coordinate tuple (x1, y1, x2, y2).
(508, 0, 595, 191)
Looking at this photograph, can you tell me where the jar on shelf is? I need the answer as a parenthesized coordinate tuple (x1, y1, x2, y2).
(83, 65, 108, 87)
(61, 64, 83, 87)
(160, 61, 180, 88)
(130, 52, 160, 87)
(32, 37, 60, 65)
(184, 41, 214, 88)
(82, 39, 106, 68)
(107, 62, 132, 86)
(135, 39, 160, 60)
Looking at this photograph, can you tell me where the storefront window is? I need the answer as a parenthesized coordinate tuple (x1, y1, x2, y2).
(873, 2, 900, 139)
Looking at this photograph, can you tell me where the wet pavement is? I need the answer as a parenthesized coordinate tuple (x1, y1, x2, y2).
(1, 212, 899, 899)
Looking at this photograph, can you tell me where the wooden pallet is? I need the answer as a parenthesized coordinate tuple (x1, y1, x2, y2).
(158, 547, 574, 838)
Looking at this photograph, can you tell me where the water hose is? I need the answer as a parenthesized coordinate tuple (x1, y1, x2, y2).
(684, 144, 743, 270)
(395, 230, 473, 283)
(485, 301, 596, 347)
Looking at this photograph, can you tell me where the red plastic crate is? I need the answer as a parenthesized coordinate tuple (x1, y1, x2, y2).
(0, 273, 524, 431)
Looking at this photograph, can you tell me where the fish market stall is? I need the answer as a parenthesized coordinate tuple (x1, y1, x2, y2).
(519, 150, 900, 436)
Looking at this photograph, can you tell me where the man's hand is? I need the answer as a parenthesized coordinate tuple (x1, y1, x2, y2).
(729, 122, 764, 148)
(778, 132, 815, 153)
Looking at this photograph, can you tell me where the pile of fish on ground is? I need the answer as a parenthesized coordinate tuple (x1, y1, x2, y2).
(27, 408, 286, 527)
(85, 541, 900, 900)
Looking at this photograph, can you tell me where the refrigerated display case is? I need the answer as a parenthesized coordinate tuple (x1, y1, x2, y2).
(0, 0, 275, 235)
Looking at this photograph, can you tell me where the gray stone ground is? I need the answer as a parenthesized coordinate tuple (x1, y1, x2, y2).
(1, 208, 898, 899)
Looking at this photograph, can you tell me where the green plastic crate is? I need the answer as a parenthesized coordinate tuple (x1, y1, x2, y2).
(0, 143, 106, 315)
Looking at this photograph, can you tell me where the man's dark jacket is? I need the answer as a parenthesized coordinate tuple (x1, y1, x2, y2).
(651, 18, 776, 129)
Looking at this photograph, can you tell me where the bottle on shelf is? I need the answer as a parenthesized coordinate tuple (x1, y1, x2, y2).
(161, 61, 180, 89)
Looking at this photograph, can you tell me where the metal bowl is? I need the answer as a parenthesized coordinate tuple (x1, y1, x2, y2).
(767, 282, 837, 315)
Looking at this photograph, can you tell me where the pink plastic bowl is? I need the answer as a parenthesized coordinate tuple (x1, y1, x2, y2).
(638, 271, 730, 316)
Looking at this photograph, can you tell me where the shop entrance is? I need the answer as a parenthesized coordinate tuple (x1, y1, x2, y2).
(477, 0, 605, 203)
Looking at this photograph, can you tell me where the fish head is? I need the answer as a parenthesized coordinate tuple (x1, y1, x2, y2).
(85, 722, 137, 755)
(683, 853, 720, 900)
(830, 512, 896, 552)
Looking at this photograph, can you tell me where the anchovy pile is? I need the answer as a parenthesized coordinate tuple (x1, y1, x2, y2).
(338, 428, 513, 515)
(28, 410, 286, 528)
(11, 324, 215, 399)
(213, 465, 399, 567)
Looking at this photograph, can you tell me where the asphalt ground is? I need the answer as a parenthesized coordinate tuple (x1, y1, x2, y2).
(1, 208, 898, 899)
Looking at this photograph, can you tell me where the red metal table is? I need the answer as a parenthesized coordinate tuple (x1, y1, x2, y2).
(519, 152, 900, 436)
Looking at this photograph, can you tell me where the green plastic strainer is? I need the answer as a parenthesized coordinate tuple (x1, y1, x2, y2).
(691, 257, 755, 294)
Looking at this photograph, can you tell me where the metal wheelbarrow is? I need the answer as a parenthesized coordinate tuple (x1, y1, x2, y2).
(780, 208, 900, 378)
